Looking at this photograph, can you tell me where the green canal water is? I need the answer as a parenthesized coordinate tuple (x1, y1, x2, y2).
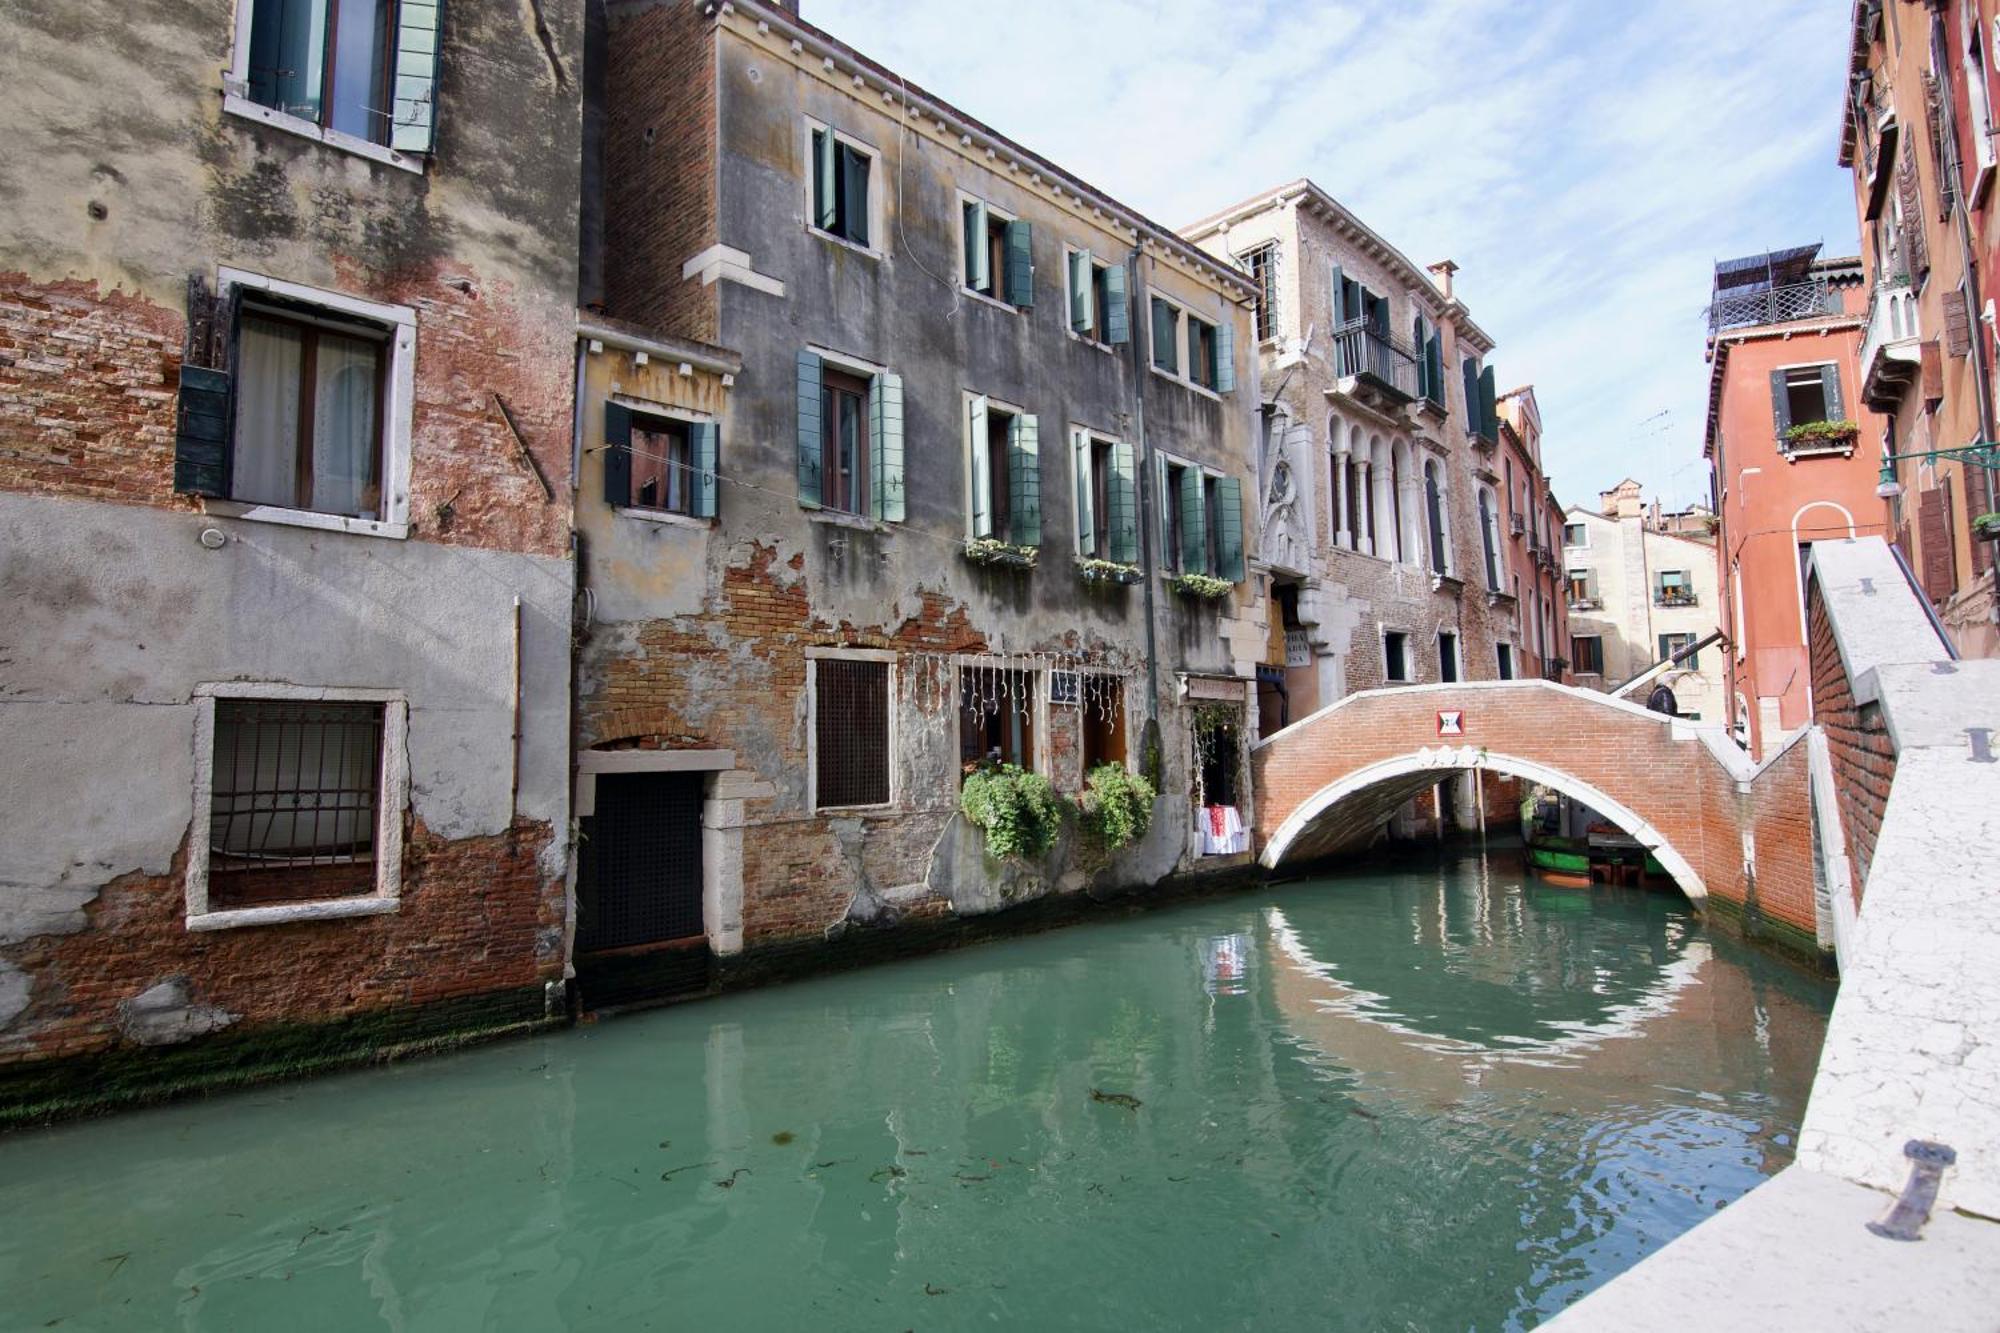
(0, 854, 1832, 1332)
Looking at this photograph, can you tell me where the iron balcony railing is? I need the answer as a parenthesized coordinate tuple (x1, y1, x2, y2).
(1705, 279, 1845, 335)
(1330, 320, 1420, 400)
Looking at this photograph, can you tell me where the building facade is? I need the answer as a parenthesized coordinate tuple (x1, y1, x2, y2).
(1840, 0, 1999, 658)
(0, 0, 583, 1102)
(1496, 386, 1571, 683)
(575, 0, 1267, 1000)
(1703, 248, 1887, 756)
(1562, 481, 1725, 724)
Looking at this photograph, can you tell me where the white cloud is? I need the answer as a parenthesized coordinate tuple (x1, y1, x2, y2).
(806, 0, 1860, 508)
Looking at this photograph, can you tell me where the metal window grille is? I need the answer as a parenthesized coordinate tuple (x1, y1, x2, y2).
(815, 659, 889, 808)
(209, 700, 383, 896)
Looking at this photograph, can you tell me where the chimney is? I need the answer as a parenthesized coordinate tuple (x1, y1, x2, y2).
(1427, 259, 1458, 301)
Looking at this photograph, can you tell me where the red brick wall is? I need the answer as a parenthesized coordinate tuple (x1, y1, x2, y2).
(1806, 579, 1893, 906)
(601, 0, 722, 343)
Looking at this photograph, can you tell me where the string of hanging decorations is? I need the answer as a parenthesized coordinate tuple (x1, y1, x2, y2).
(902, 649, 1134, 727)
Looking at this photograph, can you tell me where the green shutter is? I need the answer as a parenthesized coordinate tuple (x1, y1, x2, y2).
(1104, 261, 1129, 345)
(813, 130, 837, 232)
(1072, 431, 1095, 556)
(796, 350, 823, 507)
(1070, 251, 1092, 333)
(1462, 358, 1480, 432)
(1215, 475, 1244, 582)
(1005, 219, 1034, 308)
(1330, 263, 1345, 325)
(1008, 412, 1040, 546)
(1178, 466, 1206, 574)
(1151, 298, 1177, 373)
(1478, 365, 1497, 440)
(870, 371, 903, 522)
(390, 1, 441, 154)
(967, 394, 991, 537)
(963, 200, 988, 292)
(840, 144, 869, 247)
(1821, 363, 1844, 421)
(690, 419, 718, 518)
(1216, 320, 1235, 393)
(1427, 332, 1444, 406)
(1770, 369, 1791, 440)
(1413, 316, 1429, 399)
(173, 364, 233, 498)
(1108, 439, 1138, 564)
(603, 401, 633, 507)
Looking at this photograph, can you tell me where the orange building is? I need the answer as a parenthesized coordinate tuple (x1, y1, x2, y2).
(1703, 247, 1890, 756)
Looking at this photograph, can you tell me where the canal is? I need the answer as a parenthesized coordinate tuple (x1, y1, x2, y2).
(0, 852, 1832, 1331)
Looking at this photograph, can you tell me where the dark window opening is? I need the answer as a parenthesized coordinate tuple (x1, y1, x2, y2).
(960, 667, 1036, 777)
(1384, 630, 1410, 683)
(1437, 631, 1458, 683)
(1196, 715, 1241, 808)
(232, 302, 386, 519)
(1080, 675, 1127, 772)
(821, 367, 870, 516)
(986, 404, 1015, 540)
(1572, 635, 1605, 675)
(1164, 461, 1189, 573)
(812, 129, 871, 247)
(1089, 437, 1114, 554)
(1188, 317, 1219, 390)
(247, 0, 394, 144)
(1151, 297, 1180, 374)
(1497, 643, 1515, 680)
(629, 417, 693, 516)
(814, 658, 889, 808)
(1247, 244, 1277, 341)
(1783, 365, 1831, 424)
(1424, 462, 1448, 573)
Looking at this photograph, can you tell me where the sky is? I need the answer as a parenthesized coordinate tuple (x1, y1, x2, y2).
(809, 0, 1862, 511)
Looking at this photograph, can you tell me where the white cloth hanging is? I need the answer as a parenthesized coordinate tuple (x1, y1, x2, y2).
(1200, 805, 1246, 855)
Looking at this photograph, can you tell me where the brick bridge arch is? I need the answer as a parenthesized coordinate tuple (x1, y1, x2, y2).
(1252, 681, 1817, 928)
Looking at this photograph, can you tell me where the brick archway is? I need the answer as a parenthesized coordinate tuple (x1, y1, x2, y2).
(1252, 681, 1818, 935)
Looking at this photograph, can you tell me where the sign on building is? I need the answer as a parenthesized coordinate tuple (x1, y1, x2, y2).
(1437, 709, 1465, 737)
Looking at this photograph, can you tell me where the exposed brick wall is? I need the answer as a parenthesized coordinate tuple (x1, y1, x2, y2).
(601, 0, 722, 342)
(1806, 580, 1894, 905)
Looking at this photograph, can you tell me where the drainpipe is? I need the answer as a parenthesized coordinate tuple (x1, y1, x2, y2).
(1125, 243, 1161, 727)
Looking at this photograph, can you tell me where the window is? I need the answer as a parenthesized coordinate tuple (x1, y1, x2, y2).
(1659, 632, 1699, 670)
(1496, 643, 1515, 680)
(1423, 461, 1449, 574)
(810, 124, 873, 249)
(1079, 674, 1127, 772)
(604, 405, 718, 519)
(1194, 708, 1242, 810)
(1158, 457, 1245, 582)
(1149, 291, 1234, 393)
(961, 198, 1033, 308)
(1567, 569, 1598, 607)
(1655, 569, 1694, 606)
(1477, 488, 1501, 591)
(1245, 242, 1278, 341)
(1964, 7, 1997, 200)
(1437, 632, 1459, 683)
(1066, 249, 1129, 346)
(1770, 364, 1844, 443)
(1188, 316, 1221, 390)
(1564, 522, 1588, 548)
(235, 0, 439, 157)
(1151, 296, 1181, 374)
(964, 395, 1040, 547)
(1383, 631, 1411, 683)
(173, 272, 416, 537)
(795, 350, 903, 520)
(813, 656, 891, 809)
(960, 666, 1036, 776)
(1071, 430, 1139, 563)
(1571, 635, 1604, 675)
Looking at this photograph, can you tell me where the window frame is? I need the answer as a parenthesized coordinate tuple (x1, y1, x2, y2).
(1382, 628, 1413, 684)
(803, 117, 884, 257)
(1659, 632, 1699, 670)
(1564, 521, 1589, 549)
(957, 191, 1026, 311)
(1145, 288, 1223, 400)
(1571, 634, 1605, 676)
(957, 662, 1042, 781)
(1071, 425, 1123, 558)
(962, 389, 1032, 543)
(1154, 449, 1227, 577)
(608, 395, 719, 528)
(209, 267, 416, 540)
(1242, 241, 1279, 343)
(806, 648, 899, 813)
(185, 682, 409, 932)
(821, 365, 873, 518)
(1063, 246, 1118, 351)
(223, 0, 426, 174)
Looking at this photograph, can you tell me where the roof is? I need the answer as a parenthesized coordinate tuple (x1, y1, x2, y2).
(1712, 244, 1822, 295)
(734, 1, 1254, 298)
(1836, 0, 1874, 167)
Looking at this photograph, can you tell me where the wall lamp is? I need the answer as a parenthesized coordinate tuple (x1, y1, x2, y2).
(1875, 441, 2000, 499)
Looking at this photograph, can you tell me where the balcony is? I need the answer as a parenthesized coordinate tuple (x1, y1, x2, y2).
(1860, 279, 1921, 411)
(1508, 511, 1526, 537)
(1653, 589, 1698, 608)
(1705, 279, 1845, 335)
(1328, 320, 1419, 416)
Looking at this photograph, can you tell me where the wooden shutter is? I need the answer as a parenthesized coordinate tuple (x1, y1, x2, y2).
(813, 131, 838, 232)
(1108, 439, 1138, 564)
(1427, 333, 1444, 406)
(391, 1, 442, 155)
(1008, 412, 1040, 546)
(840, 145, 869, 247)
(1898, 143, 1930, 279)
(967, 395, 991, 537)
(1918, 484, 1954, 600)
(1819, 363, 1845, 421)
(1478, 365, 1497, 439)
(1069, 251, 1092, 332)
(1104, 262, 1129, 345)
(1942, 287, 1972, 357)
(603, 402, 633, 506)
(1462, 358, 1480, 430)
(690, 419, 718, 518)
(1921, 337, 1945, 405)
(1178, 466, 1206, 573)
(1216, 320, 1235, 393)
(1005, 220, 1034, 308)
(1151, 298, 1177, 372)
(173, 365, 233, 497)
(796, 350, 823, 507)
(963, 200, 988, 291)
(1769, 369, 1792, 442)
(1072, 431, 1095, 556)
(1215, 475, 1244, 582)
(1413, 316, 1429, 399)
(869, 372, 903, 522)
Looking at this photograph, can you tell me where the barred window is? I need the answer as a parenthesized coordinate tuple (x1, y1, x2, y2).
(814, 658, 890, 809)
(208, 699, 385, 909)
(1246, 243, 1278, 341)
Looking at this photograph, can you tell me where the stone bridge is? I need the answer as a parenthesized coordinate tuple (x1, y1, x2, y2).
(1250, 680, 1821, 948)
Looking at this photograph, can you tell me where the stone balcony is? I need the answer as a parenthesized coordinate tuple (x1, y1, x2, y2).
(1860, 279, 1921, 411)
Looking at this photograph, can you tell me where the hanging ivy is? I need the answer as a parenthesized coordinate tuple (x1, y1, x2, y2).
(960, 763, 1066, 860)
(1079, 764, 1156, 850)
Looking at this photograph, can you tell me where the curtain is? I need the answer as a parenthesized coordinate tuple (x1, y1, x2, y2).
(232, 312, 303, 508)
(312, 328, 381, 517)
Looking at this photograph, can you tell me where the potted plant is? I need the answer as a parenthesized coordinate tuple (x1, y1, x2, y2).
(1076, 763, 1156, 851)
(1167, 571, 1232, 601)
(1783, 418, 1860, 451)
(963, 536, 1038, 569)
(1075, 556, 1143, 586)
(1974, 512, 2000, 542)
(960, 763, 1066, 860)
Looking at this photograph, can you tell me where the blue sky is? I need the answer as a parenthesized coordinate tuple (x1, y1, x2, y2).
(809, 0, 1862, 511)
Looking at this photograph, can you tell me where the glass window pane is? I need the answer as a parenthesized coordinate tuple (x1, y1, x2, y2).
(329, 0, 392, 141)
(311, 328, 382, 517)
(249, 0, 329, 122)
(232, 312, 305, 508)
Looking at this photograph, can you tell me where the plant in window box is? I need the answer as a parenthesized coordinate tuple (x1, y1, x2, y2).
(1077, 763, 1156, 851)
(1783, 418, 1860, 450)
(960, 763, 1067, 860)
(1974, 512, 2000, 541)
(963, 536, 1039, 569)
(1075, 556, 1143, 585)
(1168, 571, 1232, 600)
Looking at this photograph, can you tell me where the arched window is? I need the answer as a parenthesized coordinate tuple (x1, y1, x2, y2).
(1388, 448, 1405, 563)
(1477, 487, 1501, 591)
(1424, 461, 1448, 574)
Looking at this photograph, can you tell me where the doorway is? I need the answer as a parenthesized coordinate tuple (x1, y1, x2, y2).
(575, 770, 708, 1007)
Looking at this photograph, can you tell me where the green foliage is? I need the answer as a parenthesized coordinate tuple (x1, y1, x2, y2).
(1973, 512, 2000, 538)
(1783, 418, 1859, 445)
(1075, 556, 1142, 585)
(1168, 571, 1232, 600)
(960, 763, 1065, 860)
(964, 537, 1038, 568)
(1079, 764, 1156, 850)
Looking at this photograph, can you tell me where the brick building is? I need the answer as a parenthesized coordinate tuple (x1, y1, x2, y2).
(1496, 386, 1571, 683)
(1181, 181, 1538, 833)
(1838, 0, 1999, 659)
(572, 0, 1267, 1001)
(0, 0, 583, 1108)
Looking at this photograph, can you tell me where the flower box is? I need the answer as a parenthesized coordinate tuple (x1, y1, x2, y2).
(963, 537, 1038, 569)
(1167, 571, 1232, 601)
(1075, 557, 1143, 586)
(1782, 418, 1859, 453)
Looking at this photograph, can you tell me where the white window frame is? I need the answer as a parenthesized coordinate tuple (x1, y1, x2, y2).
(957, 191, 1023, 313)
(962, 389, 1029, 541)
(209, 267, 417, 540)
(1237, 240, 1281, 345)
(805, 648, 899, 813)
(221, 0, 425, 174)
(1380, 627, 1415, 683)
(607, 393, 720, 529)
(185, 682, 409, 932)
(1563, 521, 1590, 549)
(1965, 10, 1999, 203)
(1145, 288, 1222, 401)
(951, 654, 1051, 781)
(1069, 423, 1123, 557)
(1064, 246, 1117, 352)
(802, 117, 885, 259)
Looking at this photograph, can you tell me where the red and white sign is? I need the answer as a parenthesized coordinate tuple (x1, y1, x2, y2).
(1436, 709, 1465, 737)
